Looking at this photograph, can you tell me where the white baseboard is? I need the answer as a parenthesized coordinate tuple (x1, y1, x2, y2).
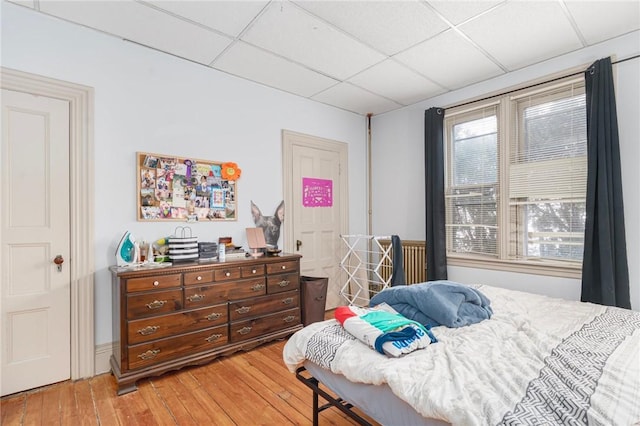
(94, 342, 112, 375)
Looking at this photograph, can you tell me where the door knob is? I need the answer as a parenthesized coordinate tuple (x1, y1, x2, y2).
(296, 240, 302, 251)
(54, 255, 64, 272)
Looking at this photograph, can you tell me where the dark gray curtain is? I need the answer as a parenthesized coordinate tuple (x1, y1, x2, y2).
(425, 107, 447, 281)
(581, 57, 630, 308)
(390, 235, 406, 286)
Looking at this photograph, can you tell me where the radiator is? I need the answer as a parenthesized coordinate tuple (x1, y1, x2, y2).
(379, 240, 427, 284)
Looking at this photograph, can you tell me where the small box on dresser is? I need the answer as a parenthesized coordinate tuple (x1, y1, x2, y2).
(110, 254, 302, 395)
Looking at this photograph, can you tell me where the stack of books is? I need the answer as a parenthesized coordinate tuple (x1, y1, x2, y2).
(225, 247, 247, 259)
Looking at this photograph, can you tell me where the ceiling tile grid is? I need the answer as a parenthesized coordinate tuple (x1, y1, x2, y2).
(144, 0, 269, 38)
(214, 40, 339, 97)
(458, 1, 584, 71)
(240, 1, 387, 80)
(394, 29, 505, 90)
(347, 59, 447, 106)
(311, 81, 402, 115)
(563, 0, 640, 45)
(38, 0, 234, 65)
(427, 0, 503, 26)
(293, 0, 450, 56)
(7, 0, 640, 115)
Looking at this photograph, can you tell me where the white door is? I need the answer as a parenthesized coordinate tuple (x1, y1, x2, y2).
(1, 89, 71, 396)
(283, 131, 348, 310)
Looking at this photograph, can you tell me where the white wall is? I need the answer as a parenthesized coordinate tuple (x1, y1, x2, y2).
(372, 31, 640, 310)
(1, 3, 369, 346)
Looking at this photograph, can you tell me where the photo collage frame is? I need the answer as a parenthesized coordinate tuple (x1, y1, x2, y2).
(137, 152, 237, 221)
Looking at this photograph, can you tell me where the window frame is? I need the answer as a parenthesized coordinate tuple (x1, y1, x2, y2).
(443, 76, 587, 279)
(445, 103, 500, 259)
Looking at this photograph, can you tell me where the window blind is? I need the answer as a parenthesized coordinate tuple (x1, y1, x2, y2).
(445, 104, 499, 257)
(508, 81, 587, 260)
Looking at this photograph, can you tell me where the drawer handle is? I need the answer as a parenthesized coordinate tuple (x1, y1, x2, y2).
(282, 297, 294, 305)
(278, 280, 290, 288)
(146, 300, 166, 310)
(188, 294, 205, 302)
(205, 333, 223, 343)
(225, 271, 231, 277)
(251, 268, 257, 274)
(283, 315, 296, 323)
(197, 276, 202, 281)
(153, 281, 160, 286)
(137, 325, 160, 336)
(281, 265, 286, 270)
(238, 326, 252, 335)
(235, 306, 251, 314)
(251, 283, 265, 292)
(138, 349, 160, 360)
(206, 312, 222, 321)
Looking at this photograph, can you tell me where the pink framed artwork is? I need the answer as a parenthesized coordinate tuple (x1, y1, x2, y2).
(302, 177, 333, 207)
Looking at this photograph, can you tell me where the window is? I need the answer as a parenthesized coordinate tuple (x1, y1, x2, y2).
(446, 105, 499, 257)
(444, 77, 587, 273)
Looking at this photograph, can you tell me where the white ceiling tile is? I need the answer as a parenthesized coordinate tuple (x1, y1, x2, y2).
(143, 0, 269, 37)
(5, 0, 35, 8)
(564, 0, 640, 45)
(294, 0, 449, 55)
(312, 83, 402, 115)
(459, 1, 582, 71)
(428, 0, 502, 25)
(214, 41, 339, 97)
(39, 0, 233, 65)
(348, 60, 446, 105)
(395, 29, 504, 90)
(241, 1, 386, 80)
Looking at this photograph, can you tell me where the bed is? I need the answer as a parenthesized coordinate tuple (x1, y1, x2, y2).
(283, 283, 640, 425)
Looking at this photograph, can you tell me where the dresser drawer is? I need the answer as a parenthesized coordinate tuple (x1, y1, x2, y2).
(128, 325, 228, 370)
(230, 308, 300, 343)
(127, 289, 183, 319)
(214, 267, 242, 281)
(229, 291, 299, 321)
(225, 278, 267, 301)
(230, 278, 267, 300)
(266, 273, 299, 294)
(127, 304, 228, 345)
(126, 274, 181, 293)
(184, 283, 229, 308)
(266, 260, 298, 275)
(183, 270, 214, 285)
(183, 278, 267, 307)
(241, 264, 264, 278)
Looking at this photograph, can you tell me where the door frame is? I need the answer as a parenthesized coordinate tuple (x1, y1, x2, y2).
(281, 129, 349, 253)
(1, 67, 95, 380)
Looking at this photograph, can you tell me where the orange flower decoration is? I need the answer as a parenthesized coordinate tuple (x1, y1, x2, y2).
(221, 162, 241, 180)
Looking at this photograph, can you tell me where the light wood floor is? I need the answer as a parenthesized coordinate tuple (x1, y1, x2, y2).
(0, 339, 379, 426)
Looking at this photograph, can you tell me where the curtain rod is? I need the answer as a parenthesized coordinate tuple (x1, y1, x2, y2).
(446, 54, 640, 111)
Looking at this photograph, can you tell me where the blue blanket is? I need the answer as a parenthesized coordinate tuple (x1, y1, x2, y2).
(369, 280, 493, 328)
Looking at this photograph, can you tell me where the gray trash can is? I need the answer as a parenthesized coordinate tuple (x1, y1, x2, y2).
(300, 276, 328, 326)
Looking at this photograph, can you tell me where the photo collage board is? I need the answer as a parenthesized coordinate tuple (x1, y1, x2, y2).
(137, 152, 237, 221)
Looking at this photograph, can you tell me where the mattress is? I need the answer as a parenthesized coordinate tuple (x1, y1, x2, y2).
(284, 284, 640, 425)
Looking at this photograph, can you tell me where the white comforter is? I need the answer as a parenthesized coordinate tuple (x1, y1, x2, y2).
(283, 285, 640, 425)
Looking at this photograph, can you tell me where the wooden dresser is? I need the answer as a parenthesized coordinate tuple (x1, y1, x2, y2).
(110, 254, 302, 395)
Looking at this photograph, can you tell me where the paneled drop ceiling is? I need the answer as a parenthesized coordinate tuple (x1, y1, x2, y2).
(7, 0, 640, 115)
